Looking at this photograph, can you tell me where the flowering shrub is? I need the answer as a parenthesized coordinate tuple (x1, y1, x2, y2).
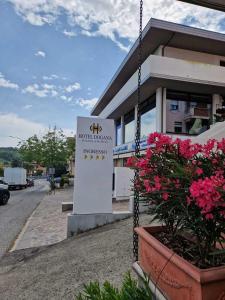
(127, 133, 225, 268)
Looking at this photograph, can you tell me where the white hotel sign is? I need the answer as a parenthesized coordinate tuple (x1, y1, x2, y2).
(73, 117, 114, 214)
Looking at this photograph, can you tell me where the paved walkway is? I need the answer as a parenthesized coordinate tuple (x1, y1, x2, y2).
(12, 188, 70, 250)
(12, 186, 130, 251)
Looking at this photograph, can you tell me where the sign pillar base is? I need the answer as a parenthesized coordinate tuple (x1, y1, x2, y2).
(67, 211, 132, 237)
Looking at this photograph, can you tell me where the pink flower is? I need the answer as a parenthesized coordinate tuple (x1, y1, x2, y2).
(189, 175, 225, 217)
(196, 168, 203, 176)
(217, 138, 225, 153)
(136, 158, 148, 169)
(146, 148, 153, 159)
(177, 139, 202, 159)
(205, 213, 214, 220)
(162, 193, 169, 201)
(203, 139, 216, 157)
(147, 132, 172, 152)
(126, 157, 135, 167)
(144, 180, 151, 193)
(154, 176, 161, 191)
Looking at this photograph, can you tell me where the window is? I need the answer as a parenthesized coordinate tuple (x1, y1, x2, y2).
(174, 121, 182, 133)
(124, 109, 135, 143)
(170, 101, 179, 111)
(140, 95, 156, 139)
(115, 119, 122, 146)
(166, 90, 212, 135)
(220, 61, 225, 67)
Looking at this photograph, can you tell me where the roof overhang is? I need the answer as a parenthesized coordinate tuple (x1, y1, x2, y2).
(91, 18, 225, 117)
(178, 0, 225, 11)
(106, 77, 225, 120)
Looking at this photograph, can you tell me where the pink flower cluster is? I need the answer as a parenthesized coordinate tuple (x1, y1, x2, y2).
(127, 133, 225, 221)
(189, 175, 225, 219)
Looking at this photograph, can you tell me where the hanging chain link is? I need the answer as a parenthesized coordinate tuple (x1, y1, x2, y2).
(133, 0, 143, 262)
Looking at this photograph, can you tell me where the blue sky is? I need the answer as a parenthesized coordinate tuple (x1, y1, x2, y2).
(0, 0, 224, 146)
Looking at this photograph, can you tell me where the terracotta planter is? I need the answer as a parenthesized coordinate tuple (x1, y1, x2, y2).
(135, 226, 225, 300)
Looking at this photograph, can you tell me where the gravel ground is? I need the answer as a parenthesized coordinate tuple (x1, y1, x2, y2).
(0, 214, 151, 300)
(0, 180, 49, 258)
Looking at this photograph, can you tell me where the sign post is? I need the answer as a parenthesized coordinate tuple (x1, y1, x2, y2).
(67, 116, 131, 236)
(73, 116, 114, 214)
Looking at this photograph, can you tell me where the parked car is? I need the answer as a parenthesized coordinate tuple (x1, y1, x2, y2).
(26, 178, 34, 187)
(0, 179, 8, 190)
(0, 188, 10, 205)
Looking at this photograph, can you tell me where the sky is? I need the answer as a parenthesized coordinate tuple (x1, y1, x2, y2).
(0, 0, 225, 147)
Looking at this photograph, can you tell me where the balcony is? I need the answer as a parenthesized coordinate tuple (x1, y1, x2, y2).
(184, 106, 210, 121)
(100, 55, 225, 119)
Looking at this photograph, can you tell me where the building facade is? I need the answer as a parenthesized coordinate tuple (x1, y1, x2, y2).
(91, 19, 225, 172)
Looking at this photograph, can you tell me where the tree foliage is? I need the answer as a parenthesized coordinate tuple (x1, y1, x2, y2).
(0, 147, 21, 165)
(0, 164, 4, 177)
(19, 128, 75, 170)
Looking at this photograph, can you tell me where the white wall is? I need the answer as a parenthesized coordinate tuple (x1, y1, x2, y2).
(114, 167, 134, 201)
(150, 55, 225, 86)
(194, 121, 225, 144)
(164, 46, 225, 66)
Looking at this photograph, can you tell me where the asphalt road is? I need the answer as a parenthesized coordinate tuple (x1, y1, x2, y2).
(0, 180, 49, 258)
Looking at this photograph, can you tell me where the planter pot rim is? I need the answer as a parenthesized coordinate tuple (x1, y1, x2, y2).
(135, 225, 225, 283)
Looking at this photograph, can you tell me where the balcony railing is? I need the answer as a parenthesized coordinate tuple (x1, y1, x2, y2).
(184, 107, 210, 120)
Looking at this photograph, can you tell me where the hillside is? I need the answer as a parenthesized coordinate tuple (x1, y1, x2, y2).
(0, 147, 21, 165)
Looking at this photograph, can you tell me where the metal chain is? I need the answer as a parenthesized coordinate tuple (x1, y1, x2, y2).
(133, 0, 143, 262)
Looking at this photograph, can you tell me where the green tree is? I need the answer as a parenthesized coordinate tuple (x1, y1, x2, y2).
(41, 128, 68, 168)
(66, 136, 76, 159)
(0, 165, 4, 177)
(19, 128, 75, 171)
(11, 159, 22, 167)
(19, 135, 42, 165)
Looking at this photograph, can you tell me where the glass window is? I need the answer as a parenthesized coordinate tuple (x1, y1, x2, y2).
(170, 100, 179, 111)
(140, 96, 156, 139)
(124, 109, 135, 143)
(174, 121, 182, 133)
(220, 61, 225, 67)
(166, 90, 212, 135)
(115, 119, 122, 146)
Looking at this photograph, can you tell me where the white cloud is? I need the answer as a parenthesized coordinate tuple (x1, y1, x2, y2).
(51, 90, 58, 97)
(61, 95, 73, 102)
(42, 83, 55, 90)
(35, 50, 46, 58)
(63, 128, 76, 137)
(65, 82, 81, 93)
(23, 104, 32, 109)
(76, 97, 98, 110)
(0, 113, 46, 147)
(25, 12, 56, 26)
(43, 74, 58, 80)
(7, 0, 225, 51)
(23, 83, 58, 98)
(0, 72, 19, 90)
(63, 30, 76, 37)
(23, 81, 81, 99)
(0, 113, 75, 147)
